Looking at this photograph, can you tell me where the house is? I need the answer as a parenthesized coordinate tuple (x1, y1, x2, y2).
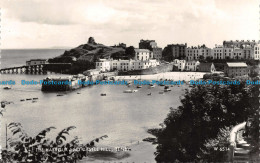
(26, 59, 48, 66)
(173, 59, 186, 71)
(95, 59, 160, 72)
(83, 69, 100, 76)
(199, 63, 216, 72)
(95, 59, 111, 72)
(185, 61, 200, 71)
(224, 62, 248, 77)
(134, 49, 153, 60)
(139, 40, 162, 60)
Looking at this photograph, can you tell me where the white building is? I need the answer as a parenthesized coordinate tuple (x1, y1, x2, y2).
(253, 44, 260, 60)
(26, 59, 48, 66)
(95, 59, 111, 72)
(173, 59, 186, 71)
(96, 59, 159, 72)
(185, 61, 200, 71)
(134, 49, 153, 60)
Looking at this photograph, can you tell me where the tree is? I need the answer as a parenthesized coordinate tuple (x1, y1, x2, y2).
(198, 55, 205, 62)
(125, 46, 135, 59)
(145, 80, 258, 162)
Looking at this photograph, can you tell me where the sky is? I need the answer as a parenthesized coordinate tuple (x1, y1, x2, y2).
(0, 0, 259, 49)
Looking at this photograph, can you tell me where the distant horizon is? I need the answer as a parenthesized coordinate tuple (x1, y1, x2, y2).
(2, 38, 260, 50)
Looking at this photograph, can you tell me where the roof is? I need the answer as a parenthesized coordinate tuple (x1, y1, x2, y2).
(134, 49, 151, 52)
(27, 59, 47, 61)
(226, 62, 247, 67)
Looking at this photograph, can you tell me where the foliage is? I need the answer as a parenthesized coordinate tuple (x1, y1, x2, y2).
(68, 60, 95, 74)
(1, 123, 108, 163)
(125, 46, 135, 59)
(145, 80, 258, 162)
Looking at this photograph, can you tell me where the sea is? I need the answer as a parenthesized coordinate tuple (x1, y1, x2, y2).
(0, 49, 190, 162)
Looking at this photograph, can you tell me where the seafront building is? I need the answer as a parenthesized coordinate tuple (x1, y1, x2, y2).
(26, 59, 48, 66)
(95, 59, 159, 72)
(173, 59, 186, 71)
(139, 39, 163, 60)
(134, 49, 153, 60)
(185, 60, 200, 71)
(186, 45, 211, 60)
(224, 62, 248, 77)
(163, 43, 187, 60)
(95, 46, 160, 72)
(253, 44, 260, 60)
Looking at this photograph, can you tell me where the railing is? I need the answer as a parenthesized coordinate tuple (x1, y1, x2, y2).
(228, 122, 246, 161)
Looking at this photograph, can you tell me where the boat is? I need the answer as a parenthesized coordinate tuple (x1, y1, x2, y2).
(57, 94, 64, 96)
(20, 99, 25, 102)
(77, 92, 81, 94)
(33, 98, 39, 100)
(101, 93, 106, 96)
(147, 93, 152, 96)
(137, 85, 142, 88)
(3, 86, 11, 90)
(164, 89, 171, 92)
(26, 98, 32, 100)
(164, 86, 171, 92)
(123, 89, 138, 93)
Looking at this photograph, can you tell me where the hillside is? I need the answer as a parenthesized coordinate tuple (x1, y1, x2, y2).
(50, 37, 126, 63)
(47, 37, 129, 74)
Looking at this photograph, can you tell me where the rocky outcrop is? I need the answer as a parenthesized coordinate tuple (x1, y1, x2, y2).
(53, 37, 125, 62)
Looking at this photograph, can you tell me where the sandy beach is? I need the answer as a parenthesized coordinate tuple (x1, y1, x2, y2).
(114, 72, 206, 81)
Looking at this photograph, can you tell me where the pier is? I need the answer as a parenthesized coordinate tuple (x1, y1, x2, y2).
(0, 63, 72, 74)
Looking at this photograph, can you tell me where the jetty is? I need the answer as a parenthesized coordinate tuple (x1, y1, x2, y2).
(0, 63, 71, 74)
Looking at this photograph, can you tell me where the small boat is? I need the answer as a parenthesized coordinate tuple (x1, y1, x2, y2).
(20, 99, 25, 102)
(123, 89, 138, 93)
(164, 89, 171, 92)
(137, 85, 142, 88)
(164, 86, 169, 89)
(149, 84, 155, 88)
(147, 93, 152, 96)
(57, 94, 64, 96)
(3, 86, 11, 90)
(1, 103, 5, 108)
(26, 98, 32, 101)
(101, 93, 106, 96)
(77, 92, 81, 94)
(33, 98, 39, 100)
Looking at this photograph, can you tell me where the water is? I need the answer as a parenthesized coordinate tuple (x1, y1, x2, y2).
(0, 49, 188, 161)
(1, 49, 66, 69)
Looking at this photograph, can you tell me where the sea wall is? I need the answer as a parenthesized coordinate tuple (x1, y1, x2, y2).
(118, 63, 176, 76)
